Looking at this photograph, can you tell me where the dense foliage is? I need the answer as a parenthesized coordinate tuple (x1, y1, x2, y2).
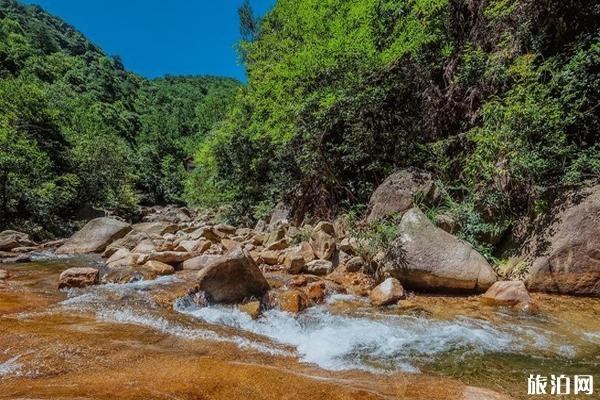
(0, 0, 239, 236)
(190, 0, 599, 256)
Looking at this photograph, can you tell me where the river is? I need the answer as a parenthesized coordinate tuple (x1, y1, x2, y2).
(1, 256, 599, 399)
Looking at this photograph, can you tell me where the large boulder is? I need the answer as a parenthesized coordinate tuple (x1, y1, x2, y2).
(525, 186, 600, 295)
(196, 247, 270, 303)
(56, 218, 131, 254)
(381, 207, 497, 293)
(366, 168, 438, 223)
(0, 230, 35, 251)
(58, 267, 99, 289)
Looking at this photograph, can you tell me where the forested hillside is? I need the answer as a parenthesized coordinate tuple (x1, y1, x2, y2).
(194, 0, 600, 257)
(0, 0, 240, 237)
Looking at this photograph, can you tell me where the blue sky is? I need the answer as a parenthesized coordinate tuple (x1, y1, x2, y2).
(21, 0, 275, 81)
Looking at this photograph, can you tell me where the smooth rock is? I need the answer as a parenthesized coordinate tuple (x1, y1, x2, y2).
(0, 269, 8, 280)
(58, 267, 99, 289)
(196, 247, 270, 303)
(525, 185, 600, 295)
(182, 254, 220, 271)
(303, 259, 333, 276)
(0, 230, 34, 251)
(142, 260, 175, 276)
(366, 168, 438, 223)
(382, 207, 497, 293)
(57, 218, 131, 254)
(370, 277, 405, 306)
(481, 281, 531, 307)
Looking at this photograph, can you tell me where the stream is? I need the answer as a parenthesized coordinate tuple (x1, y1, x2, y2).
(1, 256, 599, 399)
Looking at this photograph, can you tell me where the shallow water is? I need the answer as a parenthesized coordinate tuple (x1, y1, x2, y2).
(1, 258, 599, 399)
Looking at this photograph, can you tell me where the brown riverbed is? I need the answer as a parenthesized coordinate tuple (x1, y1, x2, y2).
(1, 258, 599, 400)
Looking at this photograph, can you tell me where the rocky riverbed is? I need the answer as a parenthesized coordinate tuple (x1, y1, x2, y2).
(1, 186, 600, 399)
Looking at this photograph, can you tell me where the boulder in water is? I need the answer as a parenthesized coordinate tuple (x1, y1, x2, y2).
(58, 267, 99, 289)
(381, 207, 497, 293)
(370, 277, 405, 306)
(481, 281, 531, 307)
(56, 218, 131, 254)
(196, 247, 270, 303)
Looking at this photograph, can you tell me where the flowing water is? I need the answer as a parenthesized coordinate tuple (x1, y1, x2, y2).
(1, 257, 599, 399)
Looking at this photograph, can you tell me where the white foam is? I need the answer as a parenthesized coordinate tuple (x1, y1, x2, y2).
(176, 302, 524, 372)
(0, 356, 22, 377)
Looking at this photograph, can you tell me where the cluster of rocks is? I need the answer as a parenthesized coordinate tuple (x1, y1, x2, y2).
(3, 168, 599, 314)
(0, 230, 63, 264)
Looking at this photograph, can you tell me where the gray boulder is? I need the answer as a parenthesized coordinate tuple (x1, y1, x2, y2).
(381, 207, 496, 292)
(366, 168, 438, 223)
(57, 218, 131, 254)
(196, 247, 270, 303)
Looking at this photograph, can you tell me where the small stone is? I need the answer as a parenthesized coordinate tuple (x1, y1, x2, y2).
(239, 301, 261, 319)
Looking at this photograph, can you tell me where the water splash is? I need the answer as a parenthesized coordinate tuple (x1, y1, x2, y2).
(175, 297, 576, 373)
(0, 355, 22, 378)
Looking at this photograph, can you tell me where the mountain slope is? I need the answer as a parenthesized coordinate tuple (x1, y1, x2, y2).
(0, 0, 240, 236)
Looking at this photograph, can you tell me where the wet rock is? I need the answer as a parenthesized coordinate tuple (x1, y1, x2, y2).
(303, 259, 333, 276)
(58, 267, 99, 289)
(57, 218, 131, 254)
(0, 269, 8, 280)
(328, 272, 375, 296)
(0, 230, 35, 251)
(382, 207, 497, 293)
(366, 168, 438, 223)
(481, 281, 531, 307)
(196, 247, 270, 303)
(239, 300, 262, 319)
(142, 260, 175, 276)
(263, 289, 309, 314)
(0, 253, 31, 264)
(150, 277, 201, 309)
(305, 281, 327, 304)
(525, 185, 600, 295)
(103, 267, 147, 284)
(370, 277, 405, 306)
(181, 254, 220, 270)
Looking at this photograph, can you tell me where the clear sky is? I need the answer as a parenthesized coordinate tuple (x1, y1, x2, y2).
(21, 0, 275, 81)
